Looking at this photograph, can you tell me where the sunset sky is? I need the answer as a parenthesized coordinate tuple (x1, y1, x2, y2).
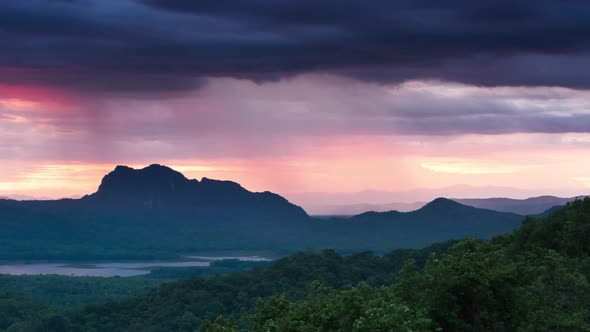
(1, 0, 590, 205)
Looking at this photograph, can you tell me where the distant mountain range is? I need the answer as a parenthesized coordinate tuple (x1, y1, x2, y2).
(299, 195, 585, 216)
(0, 194, 54, 201)
(0, 164, 535, 260)
(288, 189, 587, 216)
(453, 196, 586, 215)
(305, 201, 427, 216)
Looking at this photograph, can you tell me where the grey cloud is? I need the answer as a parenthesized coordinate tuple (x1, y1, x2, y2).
(1, 0, 590, 93)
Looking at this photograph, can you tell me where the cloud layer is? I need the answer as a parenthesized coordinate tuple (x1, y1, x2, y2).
(1, 1, 590, 199)
(2, 0, 590, 93)
(2, 77, 590, 166)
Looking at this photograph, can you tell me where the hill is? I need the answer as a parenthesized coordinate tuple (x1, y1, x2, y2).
(56, 242, 457, 331)
(312, 198, 522, 251)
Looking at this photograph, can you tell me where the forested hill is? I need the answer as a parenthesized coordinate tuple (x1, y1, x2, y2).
(245, 197, 590, 331)
(4, 241, 455, 331)
(3, 198, 588, 331)
(313, 198, 522, 251)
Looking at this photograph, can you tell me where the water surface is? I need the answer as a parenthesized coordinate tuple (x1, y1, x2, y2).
(186, 255, 272, 262)
(0, 255, 271, 277)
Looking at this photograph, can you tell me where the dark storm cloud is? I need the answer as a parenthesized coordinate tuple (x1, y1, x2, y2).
(1, 0, 590, 92)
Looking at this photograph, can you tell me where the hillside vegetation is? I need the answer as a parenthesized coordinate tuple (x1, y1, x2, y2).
(246, 198, 590, 331)
(2, 199, 589, 331)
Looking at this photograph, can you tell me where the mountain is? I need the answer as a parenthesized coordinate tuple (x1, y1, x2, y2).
(0, 165, 311, 260)
(82, 164, 309, 222)
(285, 185, 545, 214)
(312, 198, 523, 251)
(0, 166, 526, 260)
(453, 195, 586, 215)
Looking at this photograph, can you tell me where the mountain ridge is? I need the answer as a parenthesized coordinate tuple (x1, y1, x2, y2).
(0, 165, 527, 260)
(77, 164, 309, 220)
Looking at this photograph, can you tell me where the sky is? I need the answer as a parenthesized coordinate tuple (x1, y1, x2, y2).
(1, 0, 590, 205)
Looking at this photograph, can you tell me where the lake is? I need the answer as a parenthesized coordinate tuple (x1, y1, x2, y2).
(0, 255, 272, 277)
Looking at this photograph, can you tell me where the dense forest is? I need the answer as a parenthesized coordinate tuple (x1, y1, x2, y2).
(244, 198, 590, 332)
(1, 198, 589, 331)
(0, 260, 268, 308)
(0, 242, 453, 331)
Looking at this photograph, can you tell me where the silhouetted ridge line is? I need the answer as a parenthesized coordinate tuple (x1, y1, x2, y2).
(0, 165, 526, 260)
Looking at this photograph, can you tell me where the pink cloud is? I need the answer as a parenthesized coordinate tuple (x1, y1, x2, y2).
(1, 77, 590, 199)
